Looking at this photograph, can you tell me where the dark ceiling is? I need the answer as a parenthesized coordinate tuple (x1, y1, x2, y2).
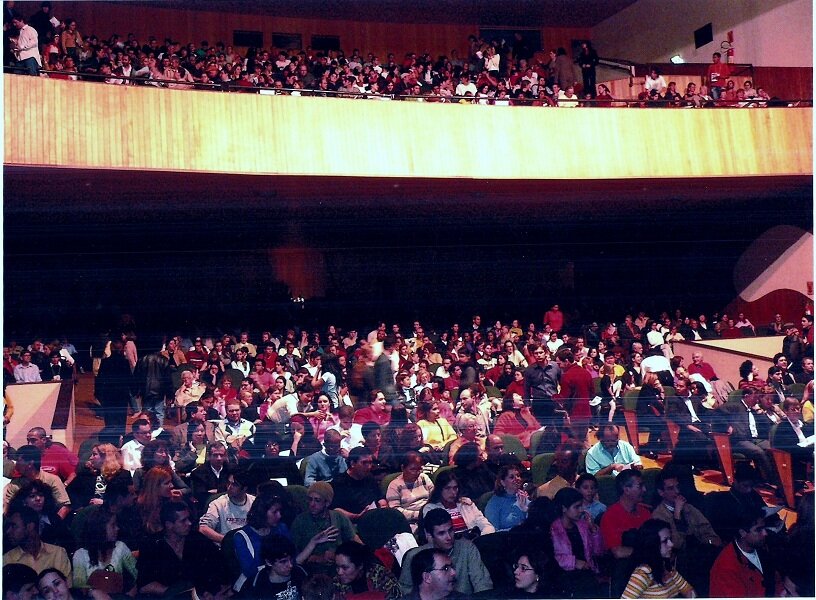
(121, 0, 639, 28)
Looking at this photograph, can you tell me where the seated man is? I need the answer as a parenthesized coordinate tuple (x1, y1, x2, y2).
(250, 535, 308, 599)
(198, 470, 255, 545)
(325, 406, 364, 455)
(651, 468, 721, 596)
(215, 401, 256, 449)
(41, 351, 73, 382)
(171, 401, 216, 451)
(189, 441, 231, 507)
(599, 469, 651, 597)
(536, 441, 581, 499)
(12, 351, 41, 383)
(290, 482, 359, 575)
(120, 418, 152, 474)
(704, 464, 777, 543)
(304, 429, 347, 486)
(2, 564, 38, 600)
(174, 369, 204, 409)
(330, 447, 385, 522)
(25, 427, 78, 486)
(773, 398, 814, 481)
(408, 548, 459, 600)
(666, 378, 716, 470)
(709, 508, 779, 597)
(718, 388, 775, 484)
(3, 506, 71, 584)
(585, 424, 642, 477)
(399, 508, 493, 596)
(136, 501, 230, 597)
(3, 446, 71, 519)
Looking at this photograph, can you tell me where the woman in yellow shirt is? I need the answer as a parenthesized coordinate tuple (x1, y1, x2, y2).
(416, 399, 457, 453)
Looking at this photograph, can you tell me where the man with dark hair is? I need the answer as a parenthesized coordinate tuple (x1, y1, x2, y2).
(41, 351, 73, 382)
(136, 501, 229, 597)
(198, 469, 255, 545)
(96, 340, 134, 440)
(704, 463, 778, 543)
(25, 427, 78, 485)
(710, 508, 778, 597)
(189, 441, 231, 506)
(409, 548, 459, 600)
(375, 336, 398, 406)
(2, 564, 38, 600)
(120, 418, 152, 473)
(330, 446, 384, 521)
(523, 344, 560, 425)
(719, 388, 774, 483)
(12, 350, 40, 383)
(8, 14, 41, 76)
(554, 347, 593, 442)
(171, 401, 216, 450)
(782, 324, 806, 373)
(536, 441, 581, 499)
(399, 508, 492, 596)
(3, 506, 71, 583)
(251, 534, 307, 598)
(3, 445, 71, 519)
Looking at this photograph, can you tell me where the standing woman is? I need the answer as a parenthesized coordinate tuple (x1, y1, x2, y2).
(621, 519, 695, 598)
(484, 464, 529, 531)
(550, 487, 604, 598)
(315, 354, 344, 410)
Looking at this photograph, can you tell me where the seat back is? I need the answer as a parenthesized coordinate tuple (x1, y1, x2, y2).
(596, 474, 618, 506)
(356, 507, 411, 549)
(476, 491, 494, 513)
(789, 383, 806, 401)
(666, 418, 680, 452)
(484, 385, 501, 399)
(500, 434, 528, 462)
(640, 467, 662, 506)
(768, 448, 795, 507)
(622, 409, 640, 453)
(380, 472, 402, 496)
(284, 484, 309, 515)
(711, 432, 734, 485)
(531, 453, 556, 486)
(622, 389, 640, 411)
(430, 464, 455, 483)
(473, 532, 514, 590)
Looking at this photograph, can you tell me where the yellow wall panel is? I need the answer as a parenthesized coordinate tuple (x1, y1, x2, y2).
(4, 75, 812, 180)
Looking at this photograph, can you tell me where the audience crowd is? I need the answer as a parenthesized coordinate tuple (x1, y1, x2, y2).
(3, 4, 790, 108)
(2, 306, 814, 598)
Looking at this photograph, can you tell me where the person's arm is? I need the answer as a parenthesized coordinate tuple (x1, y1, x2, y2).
(294, 526, 338, 565)
(303, 456, 321, 487)
(198, 502, 224, 544)
(72, 550, 89, 589)
(233, 529, 260, 578)
(621, 565, 650, 598)
(465, 539, 494, 593)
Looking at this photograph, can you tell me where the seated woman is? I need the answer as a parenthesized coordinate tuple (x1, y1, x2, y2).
(290, 416, 322, 460)
(7, 479, 74, 553)
(494, 393, 540, 448)
(243, 428, 302, 488)
(550, 487, 605, 598)
(416, 399, 458, 455)
(333, 541, 402, 600)
(172, 421, 209, 476)
(421, 469, 494, 539)
(511, 548, 556, 598)
(386, 451, 434, 530)
(379, 421, 427, 473)
(72, 506, 138, 594)
(447, 414, 485, 465)
(66, 443, 130, 507)
(37, 568, 83, 600)
(738, 359, 767, 392)
(504, 369, 526, 399)
(622, 519, 695, 599)
(484, 464, 529, 532)
(309, 393, 340, 444)
(132, 439, 189, 495)
(135, 467, 175, 535)
(451, 442, 497, 502)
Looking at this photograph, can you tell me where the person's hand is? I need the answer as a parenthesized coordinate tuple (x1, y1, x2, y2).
(612, 463, 626, 472)
(689, 425, 702, 434)
(516, 490, 529, 511)
(89, 497, 104, 506)
(311, 526, 338, 545)
(674, 495, 686, 516)
(575, 559, 588, 570)
(170, 489, 183, 499)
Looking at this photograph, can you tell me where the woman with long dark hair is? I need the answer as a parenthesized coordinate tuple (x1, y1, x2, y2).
(132, 439, 188, 495)
(550, 487, 604, 598)
(316, 353, 344, 409)
(7, 479, 73, 551)
(333, 540, 402, 599)
(72, 507, 137, 593)
(622, 519, 695, 598)
(421, 469, 494, 538)
(494, 393, 540, 448)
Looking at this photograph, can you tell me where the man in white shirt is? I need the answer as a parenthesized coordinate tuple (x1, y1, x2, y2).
(10, 15, 41, 75)
(13, 351, 41, 383)
(454, 74, 477, 97)
(121, 418, 152, 474)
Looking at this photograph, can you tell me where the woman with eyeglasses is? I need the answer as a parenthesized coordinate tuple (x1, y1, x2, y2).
(484, 464, 528, 531)
(511, 549, 553, 598)
(622, 519, 695, 599)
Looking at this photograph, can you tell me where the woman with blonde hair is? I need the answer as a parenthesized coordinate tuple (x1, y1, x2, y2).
(67, 443, 130, 507)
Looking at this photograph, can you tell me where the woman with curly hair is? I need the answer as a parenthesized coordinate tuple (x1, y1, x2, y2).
(7, 479, 74, 551)
(72, 507, 138, 593)
(67, 443, 130, 507)
(132, 439, 189, 495)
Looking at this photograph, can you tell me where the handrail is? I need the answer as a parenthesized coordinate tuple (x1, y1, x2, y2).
(4, 66, 812, 107)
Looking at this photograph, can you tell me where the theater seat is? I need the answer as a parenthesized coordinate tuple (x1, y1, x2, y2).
(356, 507, 411, 549)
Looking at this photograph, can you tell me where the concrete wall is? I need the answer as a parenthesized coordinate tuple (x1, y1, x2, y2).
(4, 382, 75, 451)
(593, 0, 812, 67)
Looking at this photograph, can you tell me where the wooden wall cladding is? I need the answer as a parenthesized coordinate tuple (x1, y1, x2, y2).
(5, 75, 812, 180)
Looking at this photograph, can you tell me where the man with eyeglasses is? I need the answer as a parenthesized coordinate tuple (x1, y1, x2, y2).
(408, 548, 460, 600)
(121, 418, 152, 474)
(12, 351, 40, 383)
(399, 508, 492, 596)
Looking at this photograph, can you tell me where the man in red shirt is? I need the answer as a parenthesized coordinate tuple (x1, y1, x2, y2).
(709, 508, 778, 597)
(25, 428, 78, 486)
(688, 351, 718, 381)
(705, 51, 731, 100)
(543, 304, 564, 333)
(600, 469, 651, 597)
(554, 347, 594, 444)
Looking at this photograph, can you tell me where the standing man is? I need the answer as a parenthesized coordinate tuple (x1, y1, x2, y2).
(8, 14, 40, 75)
(554, 348, 594, 444)
(705, 52, 730, 100)
(523, 345, 560, 427)
(374, 337, 398, 407)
